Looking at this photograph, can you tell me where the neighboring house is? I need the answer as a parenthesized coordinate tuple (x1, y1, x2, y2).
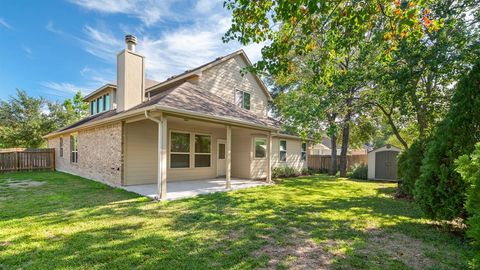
(44, 35, 309, 199)
(311, 137, 368, 156)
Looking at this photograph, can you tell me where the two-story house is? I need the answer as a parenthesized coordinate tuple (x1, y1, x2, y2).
(44, 35, 309, 199)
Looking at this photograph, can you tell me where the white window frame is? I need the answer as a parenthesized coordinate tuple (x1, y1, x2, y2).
(235, 89, 251, 110)
(168, 130, 212, 169)
(301, 142, 307, 161)
(59, 137, 63, 158)
(279, 140, 287, 162)
(253, 137, 267, 159)
(194, 133, 212, 168)
(70, 134, 78, 164)
(169, 131, 191, 169)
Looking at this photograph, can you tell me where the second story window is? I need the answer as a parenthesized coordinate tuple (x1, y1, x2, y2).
(90, 93, 111, 116)
(235, 90, 251, 110)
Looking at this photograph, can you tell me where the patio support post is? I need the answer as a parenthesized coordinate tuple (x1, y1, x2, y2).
(226, 125, 232, 189)
(158, 117, 168, 200)
(266, 131, 272, 183)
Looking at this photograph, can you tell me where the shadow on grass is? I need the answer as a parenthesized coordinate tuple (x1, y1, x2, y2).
(0, 172, 473, 269)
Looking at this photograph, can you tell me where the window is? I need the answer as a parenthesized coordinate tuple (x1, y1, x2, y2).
(59, 137, 63, 157)
(104, 94, 110, 111)
(98, 96, 103, 113)
(218, 143, 225, 159)
(195, 134, 211, 167)
(301, 142, 307, 161)
(91, 100, 97, 115)
(279, 140, 287, 162)
(255, 138, 267, 158)
(90, 94, 111, 116)
(170, 132, 190, 168)
(70, 135, 78, 163)
(235, 90, 251, 110)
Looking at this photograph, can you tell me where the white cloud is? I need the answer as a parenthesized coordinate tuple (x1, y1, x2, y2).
(46, 20, 63, 34)
(39, 81, 92, 99)
(21, 44, 33, 58)
(68, 0, 178, 26)
(61, 0, 266, 86)
(0, 17, 12, 29)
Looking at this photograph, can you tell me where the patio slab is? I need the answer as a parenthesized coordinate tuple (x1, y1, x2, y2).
(121, 178, 269, 200)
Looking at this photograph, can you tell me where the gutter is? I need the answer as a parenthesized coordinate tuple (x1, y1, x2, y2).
(44, 104, 279, 139)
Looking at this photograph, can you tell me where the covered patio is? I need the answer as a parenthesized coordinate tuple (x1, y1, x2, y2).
(122, 178, 269, 200)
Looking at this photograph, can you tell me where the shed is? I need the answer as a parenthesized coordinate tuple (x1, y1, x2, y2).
(367, 144, 401, 180)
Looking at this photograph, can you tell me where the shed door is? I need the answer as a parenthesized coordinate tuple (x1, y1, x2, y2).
(375, 151, 398, 180)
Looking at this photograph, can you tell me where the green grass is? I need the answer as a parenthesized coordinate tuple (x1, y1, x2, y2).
(0, 172, 474, 269)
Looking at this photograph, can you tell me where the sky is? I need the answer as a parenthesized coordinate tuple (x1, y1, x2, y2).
(0, 0, 265, 102)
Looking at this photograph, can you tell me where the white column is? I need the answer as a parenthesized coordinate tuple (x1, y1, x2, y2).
(226, 125, 232, 189)
(158, 117, 168, 200)
(266, 131, 272, 183)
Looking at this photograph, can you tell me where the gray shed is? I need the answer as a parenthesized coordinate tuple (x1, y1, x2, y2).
(367, 144, 401, 180)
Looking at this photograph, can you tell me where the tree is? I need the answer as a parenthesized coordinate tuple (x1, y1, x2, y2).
(223, 0, 434, 176)
(369, 0, 480, 148)
(414, 60, 480, 220)
(0, 90, 50, 148)
(0, 90, 88, 148)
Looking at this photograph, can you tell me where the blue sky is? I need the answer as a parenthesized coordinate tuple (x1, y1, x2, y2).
(0, 0, 264, 102)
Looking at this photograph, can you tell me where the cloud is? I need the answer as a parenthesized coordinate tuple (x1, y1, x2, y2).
(68, 0, 177, 26)
(40, 81, 89, 95)
(21, 45, 33, 58)
(0, 17, 12, 29)
(46, 20, 63, 34)
(81, 25, 123, 62)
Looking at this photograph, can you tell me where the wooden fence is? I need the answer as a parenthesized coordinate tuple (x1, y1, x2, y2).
(308, 154, 368, 172)
(0, 148, 55, 172)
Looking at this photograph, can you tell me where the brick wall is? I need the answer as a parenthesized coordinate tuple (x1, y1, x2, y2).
(48, 122, 123, 186)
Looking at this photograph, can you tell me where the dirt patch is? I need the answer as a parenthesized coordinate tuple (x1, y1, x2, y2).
(0, 179, 45, 189)
(361, 230, 435, 270)
(254, 229, 342, 270)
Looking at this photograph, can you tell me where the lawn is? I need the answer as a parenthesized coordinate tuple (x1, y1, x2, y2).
(0, 172, 474, 269)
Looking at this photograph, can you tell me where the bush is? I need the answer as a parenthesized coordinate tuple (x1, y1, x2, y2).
(272, 166, 300, 178)
(397, 138, 427, 197)
(456, 143, 480, 247)
(414, 61, 480, 220)
(348, 164, 368, 180)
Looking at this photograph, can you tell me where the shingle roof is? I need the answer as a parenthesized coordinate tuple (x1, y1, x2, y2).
(49, 81, 280, 136)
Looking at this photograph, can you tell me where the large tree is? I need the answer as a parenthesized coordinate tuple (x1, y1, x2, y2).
(0, 90, 88, 148)
(223, 0, 432, 176)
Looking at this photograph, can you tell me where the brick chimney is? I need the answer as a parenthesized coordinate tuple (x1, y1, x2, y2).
(116, 35, 145, 112)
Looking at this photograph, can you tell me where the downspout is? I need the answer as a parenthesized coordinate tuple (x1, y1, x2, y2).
(144, 110, 166, 200)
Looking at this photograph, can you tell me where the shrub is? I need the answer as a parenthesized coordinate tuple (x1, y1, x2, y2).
(272, 166, 300, 178)
(397, 138, 427, 197)
(414, 61, 480, 220)
(456, 143, 480, 247)
(348, 164, 368, 180)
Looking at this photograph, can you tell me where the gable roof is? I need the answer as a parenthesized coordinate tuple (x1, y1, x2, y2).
(146, 50, 273, 101)
(45, 81, 279, 138)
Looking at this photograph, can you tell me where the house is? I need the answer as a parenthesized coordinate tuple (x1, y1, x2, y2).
(310, 137, 368, 156)
(44, 35, 309, 199)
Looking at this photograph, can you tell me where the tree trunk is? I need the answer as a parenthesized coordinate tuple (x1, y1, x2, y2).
(330, 133, 337, 175)
(339, 121, 350, 177)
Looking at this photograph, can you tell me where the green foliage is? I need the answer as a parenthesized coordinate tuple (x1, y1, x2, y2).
(348, 164, 368, 180)
(0, 90, 88, 148)
(272, 166, 300, 179)
(456, 143, 480, 247)
(414, 61, 480, 220)
(397, 138, 427, 197)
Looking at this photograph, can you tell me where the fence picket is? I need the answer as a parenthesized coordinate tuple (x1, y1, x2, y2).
(0, 148, 55, 172)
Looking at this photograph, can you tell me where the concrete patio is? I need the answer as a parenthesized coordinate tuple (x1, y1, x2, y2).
(121, 178, 269, 200)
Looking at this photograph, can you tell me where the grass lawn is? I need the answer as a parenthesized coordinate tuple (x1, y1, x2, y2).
(0, 172, 474, 269)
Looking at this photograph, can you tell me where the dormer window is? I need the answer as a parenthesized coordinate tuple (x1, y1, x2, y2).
(235, 89, 251, 110)
(90, 93, 111, 116)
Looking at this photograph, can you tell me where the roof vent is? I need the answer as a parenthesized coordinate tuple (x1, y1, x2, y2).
(125, 35, 137, 52)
